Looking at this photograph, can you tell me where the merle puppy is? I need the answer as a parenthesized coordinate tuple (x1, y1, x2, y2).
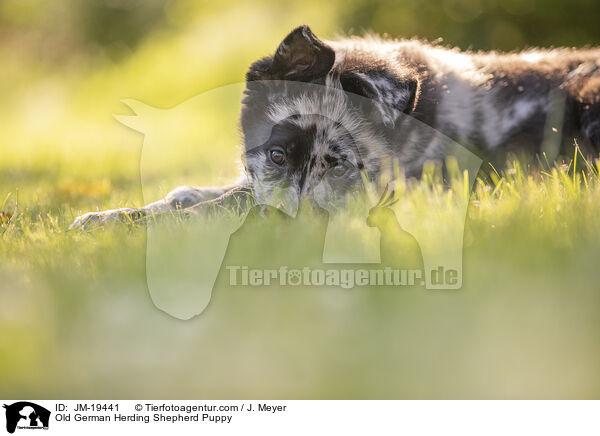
(71, 25, 600, 228)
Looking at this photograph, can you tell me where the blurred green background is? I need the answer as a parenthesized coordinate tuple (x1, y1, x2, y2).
(2, 0, 600, 201)
(1, 0, 600, 399)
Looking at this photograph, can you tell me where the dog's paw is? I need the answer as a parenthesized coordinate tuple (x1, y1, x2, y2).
(69, 208, 138, 231)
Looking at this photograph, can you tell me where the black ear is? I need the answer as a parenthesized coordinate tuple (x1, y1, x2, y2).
(248, 25, 335, 82)
(340, 69, 419, 127)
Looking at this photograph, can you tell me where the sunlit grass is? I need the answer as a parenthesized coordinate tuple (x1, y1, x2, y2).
(1, 0, 600, 398)
(1, 152, 600, 398)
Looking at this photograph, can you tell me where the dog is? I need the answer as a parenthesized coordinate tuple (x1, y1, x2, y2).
(70, 25, 600, 229)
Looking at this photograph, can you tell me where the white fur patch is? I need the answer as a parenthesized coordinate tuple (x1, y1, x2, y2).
(265, 87, 389, 168)
(481, 97, 546, 148)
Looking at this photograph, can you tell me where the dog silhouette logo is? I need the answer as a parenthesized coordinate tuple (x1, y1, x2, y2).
(115, 81, 482, 319)
(3, 402, 50, 434)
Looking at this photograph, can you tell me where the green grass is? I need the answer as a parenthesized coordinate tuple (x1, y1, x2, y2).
(1, 0, 600, 399)
(1, 152, 600, 398)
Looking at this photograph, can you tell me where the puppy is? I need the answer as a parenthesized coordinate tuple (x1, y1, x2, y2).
(71, 25, 600, 228)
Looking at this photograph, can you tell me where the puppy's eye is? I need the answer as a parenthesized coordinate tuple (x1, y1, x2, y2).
(269, 148, 286, 166)
(331, 163, 348, 178)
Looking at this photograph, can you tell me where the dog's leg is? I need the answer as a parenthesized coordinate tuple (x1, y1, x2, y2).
(575, 74, 600, 153)
(69, 183, 251, 230)
(580, 107, 600, 153)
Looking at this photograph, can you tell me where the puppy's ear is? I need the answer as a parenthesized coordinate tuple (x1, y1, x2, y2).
(247, 25, 335, 82)
(340, 70, 419, 127)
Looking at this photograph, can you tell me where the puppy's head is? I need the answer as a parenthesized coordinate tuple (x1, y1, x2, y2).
(240, 26, 419, 212)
